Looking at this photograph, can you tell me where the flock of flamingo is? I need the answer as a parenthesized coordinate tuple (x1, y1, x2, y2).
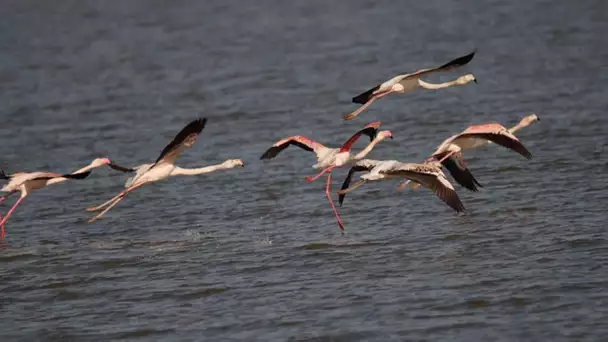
(0, 50, 539, 239)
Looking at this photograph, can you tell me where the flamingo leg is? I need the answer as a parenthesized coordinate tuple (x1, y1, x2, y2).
(86, 182, 148, 221)
(336, 179, 367, 195)
(87, 196, 125, 223)
(0, 191, 16, 204)
(86, 183, 146, 212)
(343, 91, 393, 120)
(0, 196, 26, 240)
(325, 172, 345, 232)
(305, 166, 335, 183)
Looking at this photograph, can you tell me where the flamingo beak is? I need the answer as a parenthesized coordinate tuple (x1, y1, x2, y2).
(473, 78, 478, 84)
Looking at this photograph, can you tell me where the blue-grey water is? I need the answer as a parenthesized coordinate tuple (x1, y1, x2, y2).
(1, 1, 607, 341)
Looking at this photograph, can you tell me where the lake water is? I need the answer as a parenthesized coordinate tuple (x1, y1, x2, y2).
(1, 1, 607, 341)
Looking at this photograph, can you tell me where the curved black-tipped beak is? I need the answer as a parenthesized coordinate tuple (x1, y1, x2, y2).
(473, 79, 478, 84)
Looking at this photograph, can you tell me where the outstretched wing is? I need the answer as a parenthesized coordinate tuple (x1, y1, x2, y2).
(107, 162, 136, 173)
(435, 152, 482, 192)
(154, 118, 207, 165)
(457, 124, 532, 159)
(339, 121, 381, 152)
(407, 50, 476, 79)
(338, 159, 380, 206)
(260, 136, 326, 160)
(352, 85, 381, 104)
(384, 164, 466, 213)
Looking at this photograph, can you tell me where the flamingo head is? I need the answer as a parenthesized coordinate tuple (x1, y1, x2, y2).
(378, 130, 393, 140)
(520, 113, 539, 127)
(457, 74, 477, 85)
(224, 159, 245, 168)
(91, 157, 111, 168)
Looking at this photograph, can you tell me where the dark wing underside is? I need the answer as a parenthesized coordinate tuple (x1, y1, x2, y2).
(107, 163, 136, 173)
(0, 170, 9, 180)
(410, 50, 476, 78)
(338, 164, 374, 206)
(260, 141, 313, 160)
(61, 171, 92, 179)
(393, 170, 466, 213)
(435, 50, 476, 71)
(352, 84, 380, 104)
(459, 132, 532, 159)
(154, 118, 207, 164)
(436, 152, 482, 191)
(29, 171, 92, 182)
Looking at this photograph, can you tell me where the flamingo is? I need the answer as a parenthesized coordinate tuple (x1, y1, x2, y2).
(0, 157, 121, 239)
(260, 122, 393, 231)
(336, 159, 465, 212)
(344, 51, 477, 120)
(86, 118, 244, 223)
(397, 114, 539, 192)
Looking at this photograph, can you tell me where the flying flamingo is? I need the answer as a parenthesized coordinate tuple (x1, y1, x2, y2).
(397, 114, 539, 191)
(86, 118, 244, 223)
(344, 51, 477, 120)
(336, 159, 465, 212)
(0, 157, 123, 239)
(260, 122, 393, 231)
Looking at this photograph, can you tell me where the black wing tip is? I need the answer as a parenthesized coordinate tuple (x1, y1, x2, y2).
(0, 170, 9, 179)
(64, 170, 92, 179)
(192, 118, 207, 132)
(441, 50, 477, 69)
(260, 147, 279, 160)
(352, 85, 380, 104)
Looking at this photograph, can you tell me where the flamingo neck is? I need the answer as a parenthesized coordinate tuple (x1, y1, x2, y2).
(508, 121, 530, 134)
(169, 162, 236, 176)
(418, 78, 461, 90)
(353, 136, 385, 160)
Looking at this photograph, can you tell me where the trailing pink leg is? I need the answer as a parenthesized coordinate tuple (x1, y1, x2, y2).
(0, 191, 16, 204)
(325, 172, 345, 232)
(305, 166, 335, 183)
(87, 182, 148, 223)
(0, 196, 26, 239)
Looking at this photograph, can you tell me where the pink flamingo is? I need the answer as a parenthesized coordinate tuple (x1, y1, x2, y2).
(260, 122, 393, 231)
(345, 51, 477, 120)
(86, 118, 244, 223)
(397, 115, 538, 191)
(0, 158, 122, 239)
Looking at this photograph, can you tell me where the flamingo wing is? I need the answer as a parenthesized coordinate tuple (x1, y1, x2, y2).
(383, 164, 466, 212)
(107, 162, 136, 173)
(436, 152, 482, 191)
(153, 118, 207, 165)
(352, 84, 381, 104)
(457, 130, 532, 159)
(338, 159, 380, 206)
(339, 121, 381, 152)
(407, 50, 476, 79)
(260, 136, 326, 160)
